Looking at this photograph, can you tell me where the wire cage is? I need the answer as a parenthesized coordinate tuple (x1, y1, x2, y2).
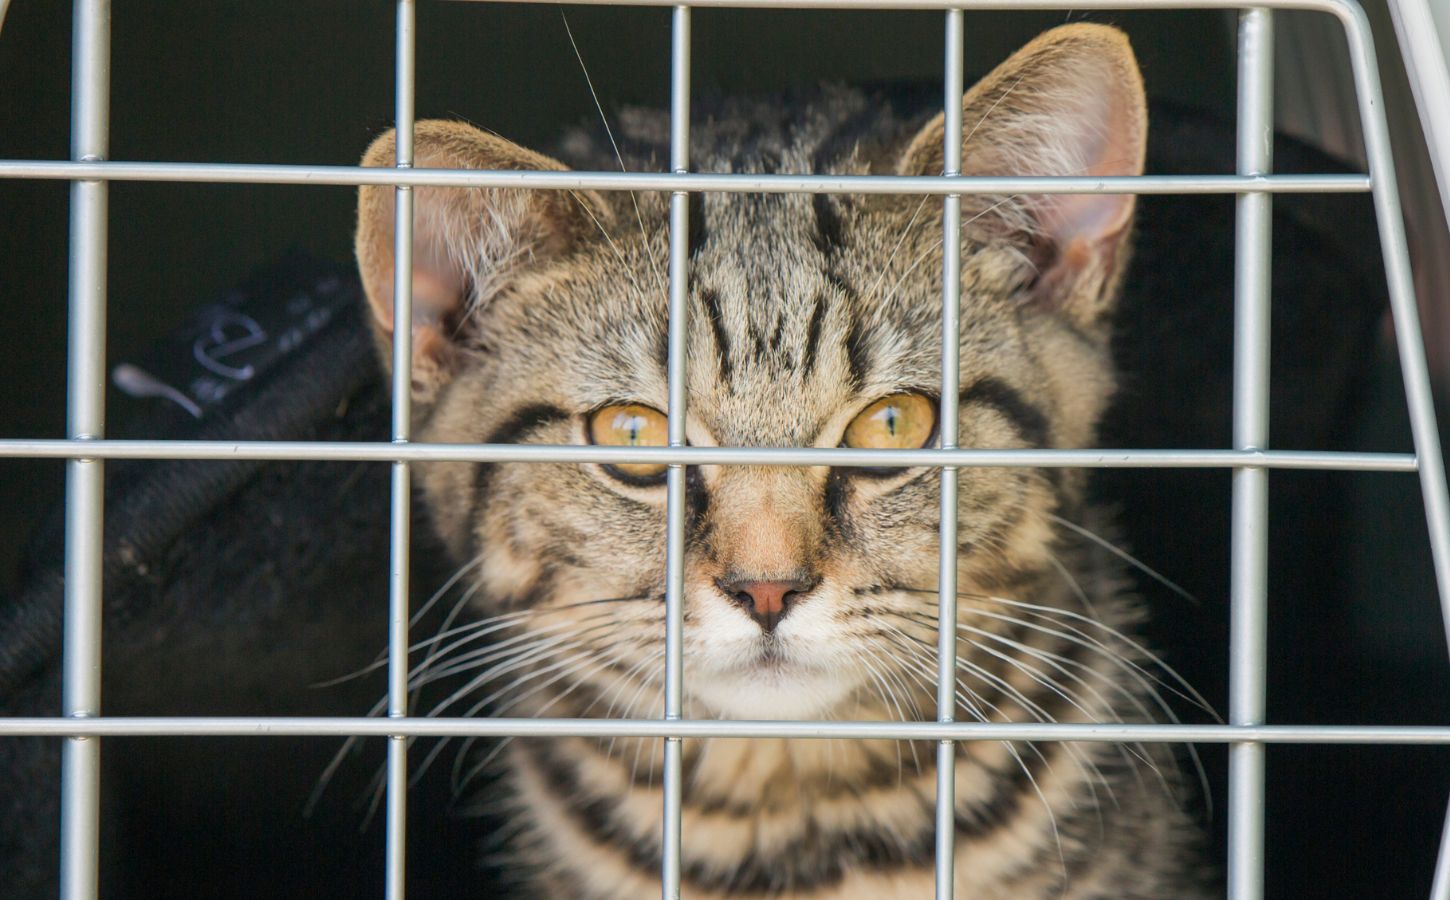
(1, 1, 1449, 898)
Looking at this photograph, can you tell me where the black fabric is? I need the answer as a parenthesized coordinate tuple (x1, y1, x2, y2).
(0, 254, 477, 897)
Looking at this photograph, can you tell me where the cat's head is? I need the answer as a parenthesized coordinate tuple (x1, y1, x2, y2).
(355, 24, 1146, 720)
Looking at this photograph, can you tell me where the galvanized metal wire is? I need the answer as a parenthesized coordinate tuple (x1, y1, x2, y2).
(2, 716, 1449, 743)
(1228, 10, 1274, 897)
(58, 3, 108, 899)
(385, 3, 418, 897)
(0, 440, 1421, 470)
(661, 7, 692, 896)
(1436, 795, 1450, 900)
(0, 162, 1376, 194)
(934, 10, 965, 896)
(4, 1, 1449, 899)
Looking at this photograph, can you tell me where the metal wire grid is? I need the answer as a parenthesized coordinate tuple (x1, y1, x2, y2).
(0, 1, 1448, 899)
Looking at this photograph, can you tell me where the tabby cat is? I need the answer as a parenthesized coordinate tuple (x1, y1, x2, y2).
(354, 23, 1209, 899)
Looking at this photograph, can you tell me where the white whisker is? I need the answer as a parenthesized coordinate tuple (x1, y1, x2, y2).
(1048, 513, 1198, 605)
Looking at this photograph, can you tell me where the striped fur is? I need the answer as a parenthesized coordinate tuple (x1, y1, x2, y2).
(354, 24, 1211, 898)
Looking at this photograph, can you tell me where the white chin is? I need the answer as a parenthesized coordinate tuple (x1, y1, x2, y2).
(689, 663, 857, 720)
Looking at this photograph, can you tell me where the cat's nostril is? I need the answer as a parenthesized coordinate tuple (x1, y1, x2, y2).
(715, 576, 818, 634)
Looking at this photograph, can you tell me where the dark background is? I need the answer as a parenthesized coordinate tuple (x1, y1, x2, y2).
(1, 2, 1447, 898)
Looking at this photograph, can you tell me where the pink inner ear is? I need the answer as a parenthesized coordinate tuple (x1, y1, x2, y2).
(962, 60, 1144, 254)
(411, 269, 462, 326)
(1039, 191, 1135, 250)
(370, 259, 464, 336)
(1035, 84, 1141, 249)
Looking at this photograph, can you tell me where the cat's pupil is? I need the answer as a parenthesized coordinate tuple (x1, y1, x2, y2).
(882, 407, 900, 435)
(618, 413, 644, 443)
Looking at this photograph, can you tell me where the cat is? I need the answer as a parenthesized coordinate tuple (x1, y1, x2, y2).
(352, 22, 1211, 899)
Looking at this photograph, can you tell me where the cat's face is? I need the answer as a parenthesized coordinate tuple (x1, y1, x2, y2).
(355, 24, 1146, 720)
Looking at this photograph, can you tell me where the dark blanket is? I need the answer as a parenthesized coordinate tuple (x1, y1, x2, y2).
(0, 253, 491, 896)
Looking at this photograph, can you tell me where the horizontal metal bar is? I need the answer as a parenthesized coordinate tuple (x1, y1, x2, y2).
(1, 717, 1448, 743)
(0, 161, 1370, 195)
(0, 439, 1419, 470)
(0, 440, 1418, 471)
(449, 0, 1364, 11)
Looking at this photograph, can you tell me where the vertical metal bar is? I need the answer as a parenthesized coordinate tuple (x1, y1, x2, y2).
(661, 7, 690, 899)
(60, 2, 110, 898)
(1331, 2, 1450, 659)
(386, 2, 417, 899)
(1228, 9, 1273, 900)
(934, 9, 963, 900)
(1434, 793, 1450, 900)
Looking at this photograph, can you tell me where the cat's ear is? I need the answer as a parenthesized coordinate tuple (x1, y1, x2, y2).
(356, 120, 610, 401)
(898, 23, 1147, 323)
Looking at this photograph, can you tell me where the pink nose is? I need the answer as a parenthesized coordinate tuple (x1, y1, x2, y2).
(715, 577, 817, 633)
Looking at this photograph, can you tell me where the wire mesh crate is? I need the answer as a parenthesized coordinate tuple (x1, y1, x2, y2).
(0, 1, 1448, 898)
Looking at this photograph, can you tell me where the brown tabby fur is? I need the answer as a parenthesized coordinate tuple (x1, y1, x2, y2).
(354, 23, 1210, 899)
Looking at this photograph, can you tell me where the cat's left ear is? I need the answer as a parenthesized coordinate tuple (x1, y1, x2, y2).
(355, 121, 611, 402)
(898, 23, 1147, 324)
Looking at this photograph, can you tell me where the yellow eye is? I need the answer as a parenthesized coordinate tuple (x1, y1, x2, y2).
(843, 393, 937, 453)
(587, 404, 669, 482)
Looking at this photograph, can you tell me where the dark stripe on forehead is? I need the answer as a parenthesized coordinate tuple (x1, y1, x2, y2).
(687, 191, 706, 257)
(801, 293, 828, 377)
(472, 404, 572, 511)
(845, 314, 871, 390)
(654, 325, 669, 372)
(754, 314, 786, 360)
(699, 287, 733, 385)
(811, 193, 845, 254)
(960, 378, 1050, 448)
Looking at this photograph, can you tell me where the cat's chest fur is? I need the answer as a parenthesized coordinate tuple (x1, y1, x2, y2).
(500, 578, 1206, 899)
(353, 22, 1210, 899)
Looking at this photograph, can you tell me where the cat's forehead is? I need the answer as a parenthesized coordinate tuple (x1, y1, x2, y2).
(543, 217, 867, 444)
(476, 91, 1030, 444)
(496, 197, 1022, 448)
(686, 244, 852, 446)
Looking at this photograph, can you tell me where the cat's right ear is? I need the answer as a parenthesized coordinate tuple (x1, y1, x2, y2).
(356, 121, 611, 401)
(897, 23, 1147, 326)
